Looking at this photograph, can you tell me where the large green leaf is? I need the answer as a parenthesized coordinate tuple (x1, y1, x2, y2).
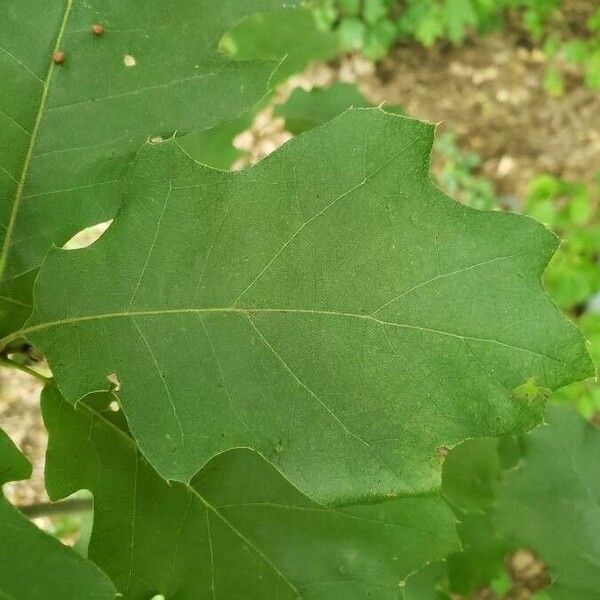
(0, 0, 297, 285)
(0, 427, 116, 599)
(8, 109, 592, 504)
(43, 386, 459, 599)
(495, 405, 600, 599)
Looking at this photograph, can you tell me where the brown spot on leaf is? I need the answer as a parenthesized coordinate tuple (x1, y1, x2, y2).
(91, 23, 104, 36)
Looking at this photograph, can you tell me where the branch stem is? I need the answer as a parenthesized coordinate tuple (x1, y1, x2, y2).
(0, 356, 51, 384)
(18, 497, 93, 518)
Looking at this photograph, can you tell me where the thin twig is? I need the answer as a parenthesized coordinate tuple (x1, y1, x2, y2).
(0, 356, 51, 384)
(18, 497, 93, 518)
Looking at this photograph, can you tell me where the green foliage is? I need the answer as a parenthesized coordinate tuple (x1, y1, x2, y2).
(542, 7, 600, 94)
(309, 0, 600, 98)
(312, 0, 600, 96)
(0, 428, 116, 599)
(0, 4, 597, 597)
(43, 386, 458, 598)
(434, 131, 500, 211)
(12, 109, 591, 504)
(524, 174, 600, 311)
(312, 0, 560, 59)
(495, 405, 600, 598)
(408, 404, 600, 598)
(522, 171, 600, 423)
(0, 0, 298, 336)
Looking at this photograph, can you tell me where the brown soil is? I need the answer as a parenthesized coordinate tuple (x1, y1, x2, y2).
(360, 31, 600, 199)
(0, 370, 45, 505)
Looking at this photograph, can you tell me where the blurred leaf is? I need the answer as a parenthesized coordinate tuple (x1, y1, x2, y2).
(495, 405, 600, 599)
(274, 83, 373, 134)
(222, 8, 337, 85)
(364, 18, 397, 60)
(363, 0, 389, 26)
(442, 0, 478, 44)
(543, 65, 565, 96)
(338, 0, 361, 16)
(176, 114, 253, 171)
(415, 5, 445, 46)
(584, 49, 600, 89)
(337, 16, 368, 51)
(562, 39, 589, 64)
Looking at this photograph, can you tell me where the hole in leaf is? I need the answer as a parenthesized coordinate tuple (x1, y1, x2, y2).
(63, 220, 112, 250)
(107, 372, 121, 392)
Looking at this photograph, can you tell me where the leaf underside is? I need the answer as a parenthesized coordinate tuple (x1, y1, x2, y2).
(19, 109, 593, 505)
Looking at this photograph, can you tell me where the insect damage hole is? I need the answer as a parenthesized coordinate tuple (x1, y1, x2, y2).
(123, 54, 136, 67)
(107, 372, 121, 392)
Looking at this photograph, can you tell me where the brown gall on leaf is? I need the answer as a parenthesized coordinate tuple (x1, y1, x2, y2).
(91, 23, 104, 36)
(52, 50, 65, 65)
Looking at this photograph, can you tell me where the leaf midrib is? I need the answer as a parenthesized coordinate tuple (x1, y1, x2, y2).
(0, 0, 74, 278)
(7, 306, 562, 362)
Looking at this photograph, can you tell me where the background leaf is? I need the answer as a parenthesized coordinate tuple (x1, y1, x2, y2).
(0, 427, 116, 599)
(221, 7, 337, 86)
(495, 405, 600, 599)
(273, 83, 388, 135)
(43, 386, 459, 599)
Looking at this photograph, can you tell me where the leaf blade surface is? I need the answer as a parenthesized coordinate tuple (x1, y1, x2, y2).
(19, 109, 593, 503)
